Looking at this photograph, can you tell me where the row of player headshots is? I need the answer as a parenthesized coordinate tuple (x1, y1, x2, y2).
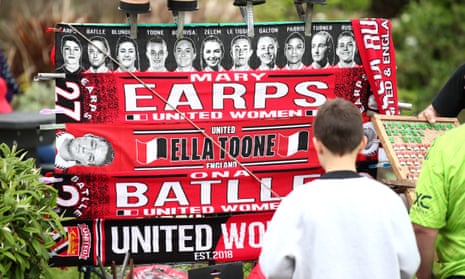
(55, 22, 362, 74)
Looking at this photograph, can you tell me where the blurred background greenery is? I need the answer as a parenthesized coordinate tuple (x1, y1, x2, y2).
(1, 0, 464, 117)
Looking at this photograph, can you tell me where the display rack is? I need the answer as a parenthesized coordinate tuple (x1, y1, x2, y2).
(371, 114, 459, 182)
(371, 114, 460, 205)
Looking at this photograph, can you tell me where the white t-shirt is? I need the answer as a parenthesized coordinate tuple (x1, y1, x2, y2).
(259, 172, 420, 279)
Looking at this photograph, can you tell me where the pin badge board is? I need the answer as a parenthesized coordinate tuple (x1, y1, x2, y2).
(371, 114, 460, 182)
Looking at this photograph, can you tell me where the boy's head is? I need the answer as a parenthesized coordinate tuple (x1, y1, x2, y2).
(313, 98, 364, 156)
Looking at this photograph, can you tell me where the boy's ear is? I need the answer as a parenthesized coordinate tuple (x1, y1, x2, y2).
(359, 135, 368, 153)
(313, 137, 324, 154)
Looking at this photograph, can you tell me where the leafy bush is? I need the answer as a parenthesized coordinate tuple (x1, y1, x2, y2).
(393, 0, 465, 115)
(0, 144, 65, 278)
(11, 81, 55, 112)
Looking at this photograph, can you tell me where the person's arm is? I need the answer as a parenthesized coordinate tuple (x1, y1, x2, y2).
(419, 63, 465, 123)
(412, 223, 438, 279)
(259, 195, 299, 279)
(431, 64, 465, 119)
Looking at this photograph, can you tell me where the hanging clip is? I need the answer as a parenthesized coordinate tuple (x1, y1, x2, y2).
(33, 73, 66, 81)
(118, 0, 151, 39)
(40, 123, 66, 130)
(167, 0, 199, 39)
(234, 0, 266, 38)
(294, 0, 327, 37)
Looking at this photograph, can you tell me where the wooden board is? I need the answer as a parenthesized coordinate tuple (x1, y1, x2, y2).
(371, 114, 460, 183)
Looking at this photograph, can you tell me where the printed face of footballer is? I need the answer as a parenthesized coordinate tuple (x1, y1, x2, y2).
(69, 136, 110, 166)
(62, 40, 82, 67)
(256, 36, 277, 65)
(175, 40, 196, 68)
(117, 41, 137, 69)
(285, 37, 305, 64)
(203, 41, 223, 68)
(231, 39, 252, 67)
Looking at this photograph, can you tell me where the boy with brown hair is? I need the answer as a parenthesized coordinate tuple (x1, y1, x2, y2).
(256, 98, 419, 279)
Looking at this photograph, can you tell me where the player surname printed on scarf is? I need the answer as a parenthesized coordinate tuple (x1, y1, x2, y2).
(55, 168, 323, 219)
(55, 69, 366, 123)
(55, 119, 318, 176)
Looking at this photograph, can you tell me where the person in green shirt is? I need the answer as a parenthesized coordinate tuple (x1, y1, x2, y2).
(410, 123, 465, 279)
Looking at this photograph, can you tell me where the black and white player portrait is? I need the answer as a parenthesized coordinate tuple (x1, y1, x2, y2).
(255, 34, 279, 70)
(114, 36, 140, 72)
(283, 32, 306, 70)
(55, 132, 115, 169)
(309, 30, 334, 69)
(85, 36, 112, 73)
(173, 37, 197, 72)
(230, 35, 253, 71)
(56, 34, 85, 75)
(335, 31, 359, 68)
(200, 35, 226, 71)
(145, 36, 169, 72)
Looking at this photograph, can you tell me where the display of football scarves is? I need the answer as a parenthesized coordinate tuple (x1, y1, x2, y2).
(50, 18, 398, 266)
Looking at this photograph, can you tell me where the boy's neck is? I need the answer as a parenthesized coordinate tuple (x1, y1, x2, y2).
(321, 154, 358, 173)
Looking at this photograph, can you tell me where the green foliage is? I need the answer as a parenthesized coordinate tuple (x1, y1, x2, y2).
(393, 0, 465, 115)
(48, 267, 80, 278)
(254, 0, 299, 22)
(11, 81, 55, 112)
(328, 0, 370, 14)
(0, 144, 66, 278)
(254, 0, 369, 22)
